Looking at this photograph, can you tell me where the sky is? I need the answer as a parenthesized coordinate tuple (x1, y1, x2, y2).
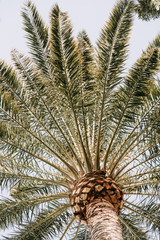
(0, 0, 160, 69)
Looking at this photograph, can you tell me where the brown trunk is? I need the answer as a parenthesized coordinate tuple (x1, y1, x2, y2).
(86, 200, 123, 240)
(69, 171, 123, 224)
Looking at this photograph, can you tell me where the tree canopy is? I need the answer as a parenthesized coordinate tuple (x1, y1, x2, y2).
(0, 0, 160, 239)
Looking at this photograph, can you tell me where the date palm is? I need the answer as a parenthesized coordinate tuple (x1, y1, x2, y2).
(135, 0, 160, 20)
(0, 0, 160, 239)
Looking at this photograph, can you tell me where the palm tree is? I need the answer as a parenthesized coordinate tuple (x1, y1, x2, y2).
(135, 0, 160, 20)
(0, 0, 159, 239)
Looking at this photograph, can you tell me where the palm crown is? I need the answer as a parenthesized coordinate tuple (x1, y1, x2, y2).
(0, 0, 160, 239)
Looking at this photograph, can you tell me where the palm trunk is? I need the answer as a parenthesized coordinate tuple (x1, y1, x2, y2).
(86, 200, 123, 240)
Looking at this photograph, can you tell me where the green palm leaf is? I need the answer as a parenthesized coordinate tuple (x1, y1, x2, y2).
(3, 203, 70, 240)
(22, 1, 50, 76)
(95, 0, 134, 169)
(50, 5, 92, 171)
(119, 214, 148, 240)
(0, 193, 69, 229)
(0, 0, 160, 239)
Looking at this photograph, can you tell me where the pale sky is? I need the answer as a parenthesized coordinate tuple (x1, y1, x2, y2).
(0, 0, 160, 69)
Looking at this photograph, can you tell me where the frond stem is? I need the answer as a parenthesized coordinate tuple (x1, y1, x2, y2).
(114, 142, 159, 180)
(0, 137, 73, 181)
(124, 200, 160, 224)
(95, 1, 130, 169)
(2, 69, 79, 176)
(119, 216, 142, 240)
(122, 180, 159, 190)
(60, 217, 75, 240)
(12, 51, 84, 174)
(117, 168, 160, 183)
(58, 13, 91, 172)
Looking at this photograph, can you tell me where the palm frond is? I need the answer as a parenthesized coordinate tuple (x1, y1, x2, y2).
(2, 203, 70, 240)
(76, 30, 96, 162)
(0, 59, 80, 179)
(50, 5, 92, 171)
(106, 46, 160, 174)
(0, 152, 70, 193)
(95, 0, 134, 169)
(0, 0, 160, 239)
(21, 1, 50, 76)
(119, 214, 148, 240)
(59, 216, 75, 240)
(0, 193, 69, 229)
(69, 221, 91, 240)
(123, 200, 160, 233)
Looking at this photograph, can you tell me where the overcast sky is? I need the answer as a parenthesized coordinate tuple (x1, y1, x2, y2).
(0, 0, 160, 69)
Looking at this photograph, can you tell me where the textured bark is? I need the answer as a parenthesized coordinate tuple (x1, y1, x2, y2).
(86, 200, 123, 240)
(69, 171, 123, 224)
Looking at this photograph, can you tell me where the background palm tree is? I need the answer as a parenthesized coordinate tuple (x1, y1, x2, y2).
(135, 0, 160, 20)
(0, 0, 160, 239)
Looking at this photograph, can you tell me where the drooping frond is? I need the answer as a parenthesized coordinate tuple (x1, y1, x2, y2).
(2, 203, 70, 240)
(0, 193, 69, 229)
(123, 199, 160, 238)
(0, 59, 79, 179)
(119, 214, 148, 240)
